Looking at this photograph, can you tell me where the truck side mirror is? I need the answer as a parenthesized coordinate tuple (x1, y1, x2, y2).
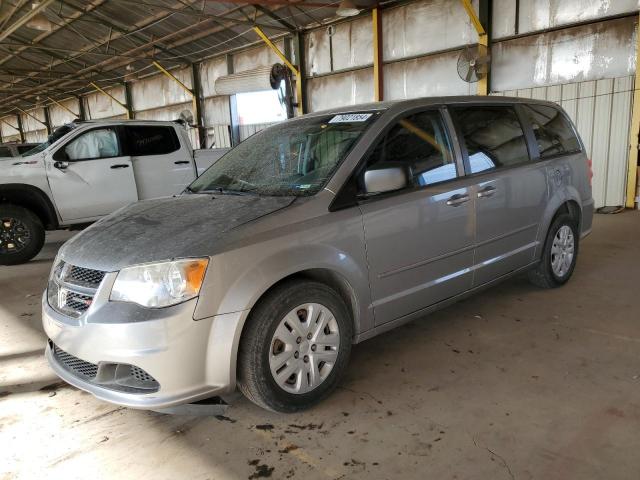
(363, 166, 409, 195)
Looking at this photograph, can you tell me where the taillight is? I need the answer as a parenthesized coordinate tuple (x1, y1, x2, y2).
(587, 158, 593, 186)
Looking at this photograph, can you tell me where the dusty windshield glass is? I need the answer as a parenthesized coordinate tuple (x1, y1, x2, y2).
(188, 112, 379, 196)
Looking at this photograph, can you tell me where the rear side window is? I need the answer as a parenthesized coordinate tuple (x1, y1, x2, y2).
(126, 126, 180, 157)
(521, 104, 581, 158)
(452, 106, 530, 174)
(365, 110, 456, 188)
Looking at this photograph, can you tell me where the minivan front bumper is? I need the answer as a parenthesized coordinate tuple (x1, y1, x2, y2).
(42, 292, 249, 409)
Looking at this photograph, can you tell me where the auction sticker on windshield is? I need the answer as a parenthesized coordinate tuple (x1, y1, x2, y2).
(329, 113, 373, 123)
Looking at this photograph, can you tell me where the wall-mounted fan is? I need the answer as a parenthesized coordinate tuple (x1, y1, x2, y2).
(177, 109, 194, 127)
(457, 44, 491, 83)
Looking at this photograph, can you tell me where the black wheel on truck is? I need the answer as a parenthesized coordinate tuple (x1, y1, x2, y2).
(0, 204, 45, 266)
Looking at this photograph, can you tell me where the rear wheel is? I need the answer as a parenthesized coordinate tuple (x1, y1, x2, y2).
(0, 204, 45, 266)
(237, 280, 352, 413)
(528, 212, 579, 288)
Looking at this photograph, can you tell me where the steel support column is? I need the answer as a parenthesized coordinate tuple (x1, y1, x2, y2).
(15, 114, 25, 143)
(77, 96, 87, 120)
(123, 82, 135, 120)
(191, 63, 207, 148)
(227, 54, 241, 147)
(43, 106, 52, 135)
(625, 13, 640, 208)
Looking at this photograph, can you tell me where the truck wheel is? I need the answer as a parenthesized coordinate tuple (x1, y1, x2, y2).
(237, 280, 353, 413)
(0, 204, 45, 266)
(528, 212, 579, 289)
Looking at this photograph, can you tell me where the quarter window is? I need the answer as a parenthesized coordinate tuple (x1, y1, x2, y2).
(365, 110, 456, 189)
(452, 106, 529, 174)
(64, 128, 120, 161)
(126, 126, 180, 156)
(521, 104, 581, 158)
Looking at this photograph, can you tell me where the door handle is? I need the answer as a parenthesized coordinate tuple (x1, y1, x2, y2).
(446, 193, 470, 207)
(53, 161, 68, 170)
(477, 185, 496, 198)
(110, 164, 130, 169)
(174, 160, 190, 165)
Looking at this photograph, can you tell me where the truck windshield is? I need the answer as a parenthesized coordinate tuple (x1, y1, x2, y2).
(21, 124, 76, 156)
(188, 112, 379, 197)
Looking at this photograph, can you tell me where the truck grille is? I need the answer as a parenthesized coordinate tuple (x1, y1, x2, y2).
(47, 261, 106, 318)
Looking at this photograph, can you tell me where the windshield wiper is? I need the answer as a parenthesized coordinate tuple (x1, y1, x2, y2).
(199, 186, 259, 196)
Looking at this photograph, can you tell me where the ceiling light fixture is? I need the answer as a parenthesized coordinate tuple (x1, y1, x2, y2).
(26, 2, 53, 31)
(336, 0, 361, 17)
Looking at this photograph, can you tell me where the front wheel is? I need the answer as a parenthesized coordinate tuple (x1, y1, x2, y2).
(528, 212, 579, 288)
(0, 204, 45, 266)
(237, 280, 353, 413)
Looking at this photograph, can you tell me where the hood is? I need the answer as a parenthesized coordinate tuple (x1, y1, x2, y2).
(59, 193, 295, 271)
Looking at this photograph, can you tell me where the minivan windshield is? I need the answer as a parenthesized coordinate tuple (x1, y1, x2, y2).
(21, 124, 76, 156)
(188, 112, 379, 197)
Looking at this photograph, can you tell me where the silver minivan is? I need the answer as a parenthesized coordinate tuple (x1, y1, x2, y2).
(43, 97, 594, 412)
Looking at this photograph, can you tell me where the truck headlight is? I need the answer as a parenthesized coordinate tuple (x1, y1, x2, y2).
(110, 258, 209, 308)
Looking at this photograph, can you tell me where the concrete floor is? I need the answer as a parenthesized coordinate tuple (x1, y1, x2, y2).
(1, 212, 639, 480)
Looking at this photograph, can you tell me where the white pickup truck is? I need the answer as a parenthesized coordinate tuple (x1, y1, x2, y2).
(0, 119, 228, 265)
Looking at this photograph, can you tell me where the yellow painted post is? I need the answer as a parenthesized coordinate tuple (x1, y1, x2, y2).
(90, 82, 131, 119)
(372, 7, 383, 102)
(47, 96, 80, 118)
(253, 26, 304, 116)
(460, 0, 488, 96)
(626, 14, 640, 208)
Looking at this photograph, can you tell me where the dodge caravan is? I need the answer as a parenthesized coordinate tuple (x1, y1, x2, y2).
(43, 96, 594, 412)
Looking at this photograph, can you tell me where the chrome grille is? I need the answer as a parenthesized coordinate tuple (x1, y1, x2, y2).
(66, 265, 105, 288)
(48, 260, 106, 318)
(53, 344, 98, 379)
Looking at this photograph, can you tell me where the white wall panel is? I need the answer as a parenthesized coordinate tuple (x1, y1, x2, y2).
(200, 57, 229, 98)
(494, 76, 634, 208)
(382, 0, 477, 61)
(0, 117, 21, 142)
(131, 68, 192, 112)
(492, 17, 637, 91)
(306, 16, 372, 76)
(307, 68, 374, 112)
(233, 41, 284, 73)
(384, 51, 475, 100)
(84, 86, 127, 120)
(49, 98, 80, 128)
(20, 108, 46, 139)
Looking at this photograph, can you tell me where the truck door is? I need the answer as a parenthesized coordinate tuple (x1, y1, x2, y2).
(47, 126, 138, 222)
(124, 125, 196, 199)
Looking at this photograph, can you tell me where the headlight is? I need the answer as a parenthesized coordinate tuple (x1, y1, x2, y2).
(110, 258, 209, 308)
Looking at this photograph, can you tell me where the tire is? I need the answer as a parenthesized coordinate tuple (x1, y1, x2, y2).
(237, 280, 353, 413)
(0, 204, 45, 266)
(528, 212, 579, 289)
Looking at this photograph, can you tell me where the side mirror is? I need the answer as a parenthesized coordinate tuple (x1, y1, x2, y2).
(363, 167, 408, 195)
(53, 160, 69, 170)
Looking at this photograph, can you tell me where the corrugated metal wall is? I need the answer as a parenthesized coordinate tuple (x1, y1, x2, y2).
(494, 76, 634, 208)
